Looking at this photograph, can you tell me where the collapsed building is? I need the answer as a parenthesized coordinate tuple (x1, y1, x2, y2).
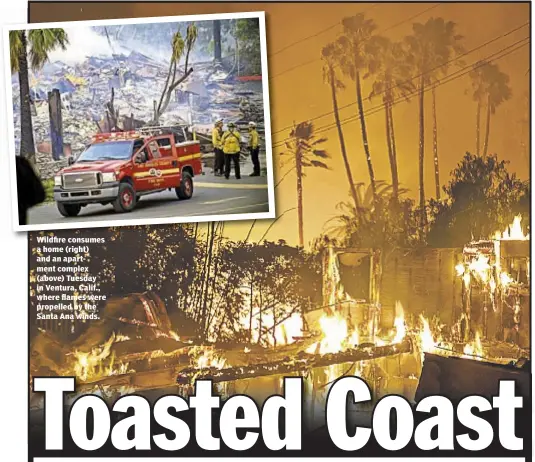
(14, 50, 267, 178)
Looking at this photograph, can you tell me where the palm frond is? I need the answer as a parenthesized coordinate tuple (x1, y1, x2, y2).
(9, 31, 23, 73)
(310, 160, 330, 169)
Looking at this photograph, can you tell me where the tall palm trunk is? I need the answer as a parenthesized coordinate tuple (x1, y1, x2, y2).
(418, 74, 426, 226)
(432, 86, 440, 200)
(482, 94, 491, 157)
(295, 143, 304, 247)
(329, 67, 361, 219)
(18, 32, 36, 163)
(388, 103, 399, 199)
(355, 71, 377, 202)
(475, 99, 481, 156)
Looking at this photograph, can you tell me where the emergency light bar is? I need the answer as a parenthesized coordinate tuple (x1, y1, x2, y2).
(92, 130, 140, 143)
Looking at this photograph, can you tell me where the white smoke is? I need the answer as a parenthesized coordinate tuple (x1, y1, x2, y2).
(47, 26, 128, 64)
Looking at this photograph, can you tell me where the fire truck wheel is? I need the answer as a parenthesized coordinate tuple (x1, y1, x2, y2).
(113, 182, 137, 212)
(57, 203, 81, 217)
(176, 171, 193, 200)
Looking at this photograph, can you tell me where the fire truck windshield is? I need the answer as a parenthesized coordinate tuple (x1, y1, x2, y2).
(77, 141, 134, 162)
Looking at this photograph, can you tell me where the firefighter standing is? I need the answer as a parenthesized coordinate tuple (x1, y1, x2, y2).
(212, 119, 224, 176)
(222, 122, 241, 179)
(248, 121, 260, 177)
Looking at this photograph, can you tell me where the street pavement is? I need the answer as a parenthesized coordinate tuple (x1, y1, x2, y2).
(28, 168, 271, 226)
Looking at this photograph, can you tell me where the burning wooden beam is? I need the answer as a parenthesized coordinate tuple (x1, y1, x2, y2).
(176, 338, 413, 385)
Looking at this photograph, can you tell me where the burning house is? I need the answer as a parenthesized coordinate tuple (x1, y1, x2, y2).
(29, 217, 530, 434)
(454, 215, 530, 347)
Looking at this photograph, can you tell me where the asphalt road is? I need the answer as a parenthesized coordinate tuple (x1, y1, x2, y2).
(28, 173, 271, 226)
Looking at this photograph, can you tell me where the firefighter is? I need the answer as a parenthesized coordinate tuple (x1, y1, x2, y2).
(212, 119, 224, 176)
(222, 122, 241, 180)
(248, 121, 260, 177)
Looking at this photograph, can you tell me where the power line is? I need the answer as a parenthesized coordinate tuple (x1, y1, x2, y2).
(269, 3, 441, 81)
(271, 21, 528, 138)
(285, 38, 529, 144)
(269, 3, 379, 58)
(272, 37, 529, 149)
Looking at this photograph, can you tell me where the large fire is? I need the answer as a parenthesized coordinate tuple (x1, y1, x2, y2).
(495, 215, 529, 241)
(309, 313, 356, 354)
(189, 347, 227, 369)
(462, 331, 484, 360)
(392, 301, 406, 344)
(72, 333, 130, 381)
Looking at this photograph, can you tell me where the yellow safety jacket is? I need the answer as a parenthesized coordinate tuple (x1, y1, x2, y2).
(212, 127, 222, 150)
(249, 129, 259, 149)
(222, 130, 241, 154)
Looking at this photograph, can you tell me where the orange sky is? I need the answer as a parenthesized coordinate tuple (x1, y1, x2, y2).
(30, 2, 531, 247)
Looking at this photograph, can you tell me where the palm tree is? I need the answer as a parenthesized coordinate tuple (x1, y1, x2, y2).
(321, 41, 361, 219)
(281, 121, 330, 247)
(338, 14, 378, 203)
(481, 63, 512, 157)
(325, 181, 410, 247)
(405, 18, 463, 218)
(10, 29, 68, 162)
(367, 37, 415, 200)
(154, 23, 197, 123)
(469, 60, 492, 156)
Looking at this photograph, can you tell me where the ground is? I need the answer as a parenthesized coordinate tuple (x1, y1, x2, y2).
(28, 165, 270, 225)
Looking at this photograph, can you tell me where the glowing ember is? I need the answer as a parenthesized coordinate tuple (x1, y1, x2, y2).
(462, 271, 471, 287)
(307, 312, 361, 355)
(467, 254, 491, 283)
(73, 334, 115, 381)
(499, 272, 514, 288)
(462, 331, 484, 360)
(455, 263, 465, 276)
(318, 314, 348, 354)
(273, 313, 303, 346)
(418, 315, 437, 353)
(325, 245, 347, 308)
(169, 330, 181, 342)
(189, 347, 227, 370)
(392, 301, 406, 344)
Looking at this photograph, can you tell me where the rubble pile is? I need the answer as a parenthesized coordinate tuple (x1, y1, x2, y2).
(35, 150, 68, 180)
(13, 50, 267, 174)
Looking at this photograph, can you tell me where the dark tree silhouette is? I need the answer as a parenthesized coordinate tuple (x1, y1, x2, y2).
(405, 17, 463, 220)
(338, 14, 379, 203)
(322, 41, 361, 218)
(281, 121, 330, 247)
(367, 37, 415, 201)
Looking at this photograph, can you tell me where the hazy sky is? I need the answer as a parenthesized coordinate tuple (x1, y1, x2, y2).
(31, 2, 530, 247)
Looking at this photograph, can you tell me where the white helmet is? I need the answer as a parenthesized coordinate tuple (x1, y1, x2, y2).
(248, 121, 257, 128)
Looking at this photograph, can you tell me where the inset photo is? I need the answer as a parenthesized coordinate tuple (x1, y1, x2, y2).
(5, 12, 274, 231)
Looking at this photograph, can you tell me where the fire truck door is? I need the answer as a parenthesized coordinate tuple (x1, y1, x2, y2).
(134, 140, 179, 191)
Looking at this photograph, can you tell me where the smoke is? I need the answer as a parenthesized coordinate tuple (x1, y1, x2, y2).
(44, 22, 214, 66)
(46, 27, 128, 64)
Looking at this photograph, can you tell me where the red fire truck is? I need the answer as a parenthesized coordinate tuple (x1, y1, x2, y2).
(53, 127, 203, 217)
